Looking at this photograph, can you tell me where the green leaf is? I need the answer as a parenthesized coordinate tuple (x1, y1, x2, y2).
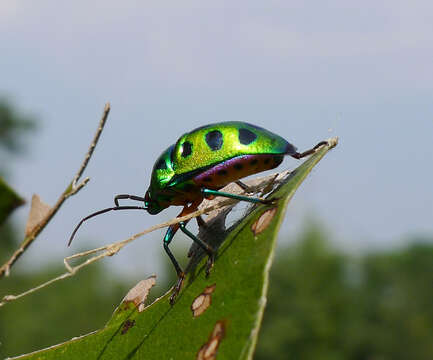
(13, 139, 337, 360)
(0, 177, 25, 226)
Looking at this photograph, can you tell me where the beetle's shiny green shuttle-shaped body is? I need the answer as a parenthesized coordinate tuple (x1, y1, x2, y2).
(145, 121, 296, 214)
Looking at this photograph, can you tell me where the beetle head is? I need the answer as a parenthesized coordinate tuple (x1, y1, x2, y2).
(144, 190, 164, 215)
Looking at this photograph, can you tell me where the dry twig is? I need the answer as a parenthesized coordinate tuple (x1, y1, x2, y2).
(0, 103, 111, 278)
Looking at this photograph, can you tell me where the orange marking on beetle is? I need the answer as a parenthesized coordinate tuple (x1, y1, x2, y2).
(191, 284, 216, 317)
(251, 207, 278, 235)
(196, 320, 226, 360)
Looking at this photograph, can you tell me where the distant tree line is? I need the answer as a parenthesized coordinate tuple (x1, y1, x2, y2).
(255, 226, 433, 360)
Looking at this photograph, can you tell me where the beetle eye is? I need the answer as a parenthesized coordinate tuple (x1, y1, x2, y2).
(155, 158, 167, 170)
(144, 191, 151, 204)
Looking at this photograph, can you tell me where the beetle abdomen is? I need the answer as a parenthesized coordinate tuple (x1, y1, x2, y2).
(192, 154, 284, 189)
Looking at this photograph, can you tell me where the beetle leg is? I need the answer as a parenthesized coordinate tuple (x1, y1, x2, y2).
(202, 188, 274, 205)
(164, 198, 204, 304)
(291, 141, 328, 159)
(189, 216, 208, 259)
(235, 180, 255, 194)
(179, 221, 215, 277)
(163, 225, 185, 305)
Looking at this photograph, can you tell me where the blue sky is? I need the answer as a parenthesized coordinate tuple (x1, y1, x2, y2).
(1, 1, 432, 277)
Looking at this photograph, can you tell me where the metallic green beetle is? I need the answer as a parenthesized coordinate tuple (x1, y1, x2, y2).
(69, 121, 326, 303)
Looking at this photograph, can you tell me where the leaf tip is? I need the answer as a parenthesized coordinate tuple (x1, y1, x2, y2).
(326, 136, 339, 149)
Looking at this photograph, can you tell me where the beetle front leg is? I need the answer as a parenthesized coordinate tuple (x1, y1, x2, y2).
(164, 199, 204, 304)
(163, 224, 185, 305)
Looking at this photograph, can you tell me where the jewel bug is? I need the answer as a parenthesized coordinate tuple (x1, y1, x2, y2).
(68, 121, 326, 304)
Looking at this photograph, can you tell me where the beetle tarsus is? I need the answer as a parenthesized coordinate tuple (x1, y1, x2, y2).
(205, 253, 215, 277)
(261, 197, 279, 205)
(170, 272, 185, 305)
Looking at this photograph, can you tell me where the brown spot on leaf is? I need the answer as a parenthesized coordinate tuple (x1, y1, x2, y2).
(25, 194, 52, 236)
(197, 320, 226, 360)
(191, 284, 216, 317)
(251, 207, 278, 235)
(121, 275, 156, 312)
(121, 319, 135, 335)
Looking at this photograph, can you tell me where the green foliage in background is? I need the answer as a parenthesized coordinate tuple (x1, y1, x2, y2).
(0, 98, 32, 241)
(256, 227, 433, 360)
(0, 99, 35, 157)
(0, 177, 24, 227)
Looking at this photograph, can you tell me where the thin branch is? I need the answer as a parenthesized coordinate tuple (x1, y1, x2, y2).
(72, 103, 110, 188)
(0, 103, 111, 278)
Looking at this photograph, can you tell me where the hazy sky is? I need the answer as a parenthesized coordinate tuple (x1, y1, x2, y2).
(1, 1, 432, 277)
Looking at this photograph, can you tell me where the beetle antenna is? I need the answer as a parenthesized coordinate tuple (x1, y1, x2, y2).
(68, 205, 147, 247)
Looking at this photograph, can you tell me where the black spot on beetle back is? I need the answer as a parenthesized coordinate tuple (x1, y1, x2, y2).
(238, 128, 257, 145)
(181, 141, 193, 158)
(205, 130, 223, 151)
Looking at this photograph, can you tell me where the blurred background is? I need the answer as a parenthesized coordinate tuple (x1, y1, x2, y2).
(1, 1, 432, 358)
